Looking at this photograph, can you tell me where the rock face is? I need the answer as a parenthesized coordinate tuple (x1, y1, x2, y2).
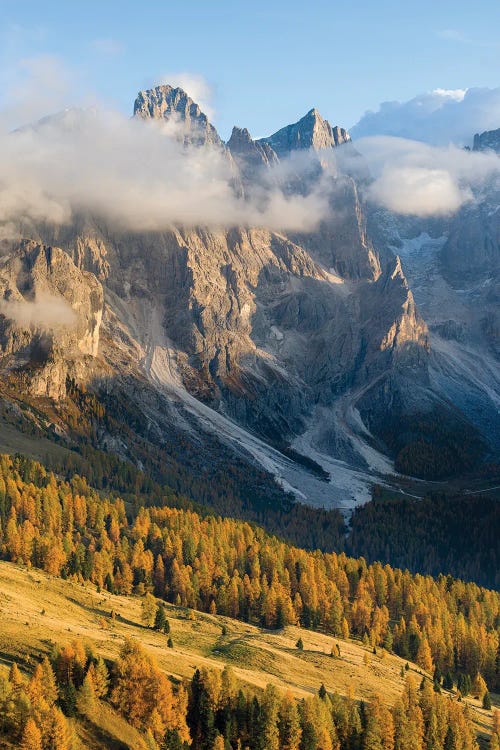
(227, 126, 279, 185)
(473, 128, 500, 153)
(0, 240, 103, 399)
(133, 85, 224, 148)
(258, 108, 351, 157)
(0, 87, 497, 505)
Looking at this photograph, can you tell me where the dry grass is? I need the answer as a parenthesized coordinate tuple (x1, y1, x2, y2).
(0, 420, 72, 463)
(0, 560, 496, 742)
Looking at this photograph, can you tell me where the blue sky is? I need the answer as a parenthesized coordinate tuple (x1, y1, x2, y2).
(0, 0, 499, 139)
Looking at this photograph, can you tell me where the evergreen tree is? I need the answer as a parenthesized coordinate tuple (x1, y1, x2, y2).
(164, 729, 185, 750)
(278, 691, 301, 750)
(20, 718, 43, 750)
(443, 672, 454, 691)
(46, 706, 71, 750)
(77, 674, 96, 714)
(257, 684, 281, 750)
(416, 637, 434, 673)
(141, 593, 157, 628)
(87, 658, 109, 699)
(155, 604, 168, 632)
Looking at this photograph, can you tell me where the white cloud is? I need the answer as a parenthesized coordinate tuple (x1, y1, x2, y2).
(370, 166, 468, 216)
(0, 106, 330, 235)
(0, 56, 334, 234)
(432, 88, 466, 102)
(158, 72, 215, 120)
(358, 136, 500, 217)
(351, 87, 500, 146)
(0, 294, 76, 329)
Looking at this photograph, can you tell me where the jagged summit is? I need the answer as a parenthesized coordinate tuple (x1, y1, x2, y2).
(258, 107, 351, 157)
(133, 84, 224, 148)
(227, 126, 278, 180)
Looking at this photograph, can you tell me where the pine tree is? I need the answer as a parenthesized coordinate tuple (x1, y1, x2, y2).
(483, 692, 492, 711)
(364, 694, 394, 750)
(416, 637, 433, 673)
(40, 658, 59, 706)
(296, 637, 304, 650)
(8, 662, 24, 691)
(154, 604, 167, 631)
(77, 674, 96, 714)
(141, 593, 157, 627)
(443, 671, 454, 690)
(20, 718, 43, 750)
(383, 629, 393, 653)
(87, 658, 109, 699)
(278, 691, 302, 750)
(258, 684, 280, 750)
(46, 706, 71, 750)
(472, 673, 487, 700)
(164, 729, 184, 750)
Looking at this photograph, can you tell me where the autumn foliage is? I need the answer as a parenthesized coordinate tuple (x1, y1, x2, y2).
(0, 454, 498, 694)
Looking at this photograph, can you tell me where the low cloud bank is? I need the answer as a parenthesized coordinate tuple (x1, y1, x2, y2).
(0, 106, 331, 235)
(357, 136, 500, 216)
(0, 56, 499, 230)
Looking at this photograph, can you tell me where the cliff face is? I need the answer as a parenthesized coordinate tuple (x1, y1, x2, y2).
(0, 85, 494, 505)
(0, 240, 103, 399)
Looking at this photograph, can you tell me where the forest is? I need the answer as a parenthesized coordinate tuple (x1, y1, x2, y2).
(0, 454, 498, 694)
(2, 634, 494, 750)
(348, 490, 500, 589)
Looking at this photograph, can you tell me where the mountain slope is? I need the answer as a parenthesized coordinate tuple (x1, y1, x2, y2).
(0, 85, 498, 516)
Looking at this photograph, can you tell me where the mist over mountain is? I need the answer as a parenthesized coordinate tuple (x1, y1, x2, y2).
(0, 82, 498, 517)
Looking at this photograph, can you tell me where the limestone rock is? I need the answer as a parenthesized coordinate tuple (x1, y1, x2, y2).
(258, 108, 351, 157)
(0, 240, 103, 399)
(133, 84, 224, 148)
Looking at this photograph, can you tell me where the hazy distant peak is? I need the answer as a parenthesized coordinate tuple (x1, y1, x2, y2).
(473, 127, 500, 154)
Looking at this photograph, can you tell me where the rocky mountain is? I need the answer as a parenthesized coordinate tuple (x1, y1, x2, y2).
(0, 86, 498, 513)
(258, 107, 351, 156)
(0, 240, 103, 400)
(473, 127, 500, 153)
(134, 84, 224, 148)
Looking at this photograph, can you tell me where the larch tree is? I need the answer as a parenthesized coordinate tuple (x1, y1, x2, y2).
(278, 691, 302, 750)
(19, 718, 43, 750)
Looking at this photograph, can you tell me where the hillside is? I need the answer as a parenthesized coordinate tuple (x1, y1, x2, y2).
(0, 453, 499, 749)
(0, 561, 497, 749)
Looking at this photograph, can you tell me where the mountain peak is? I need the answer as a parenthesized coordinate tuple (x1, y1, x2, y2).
(257, 108, 351, 157)
(133, 84, 223, 148)
(226, 126, 278, 180)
